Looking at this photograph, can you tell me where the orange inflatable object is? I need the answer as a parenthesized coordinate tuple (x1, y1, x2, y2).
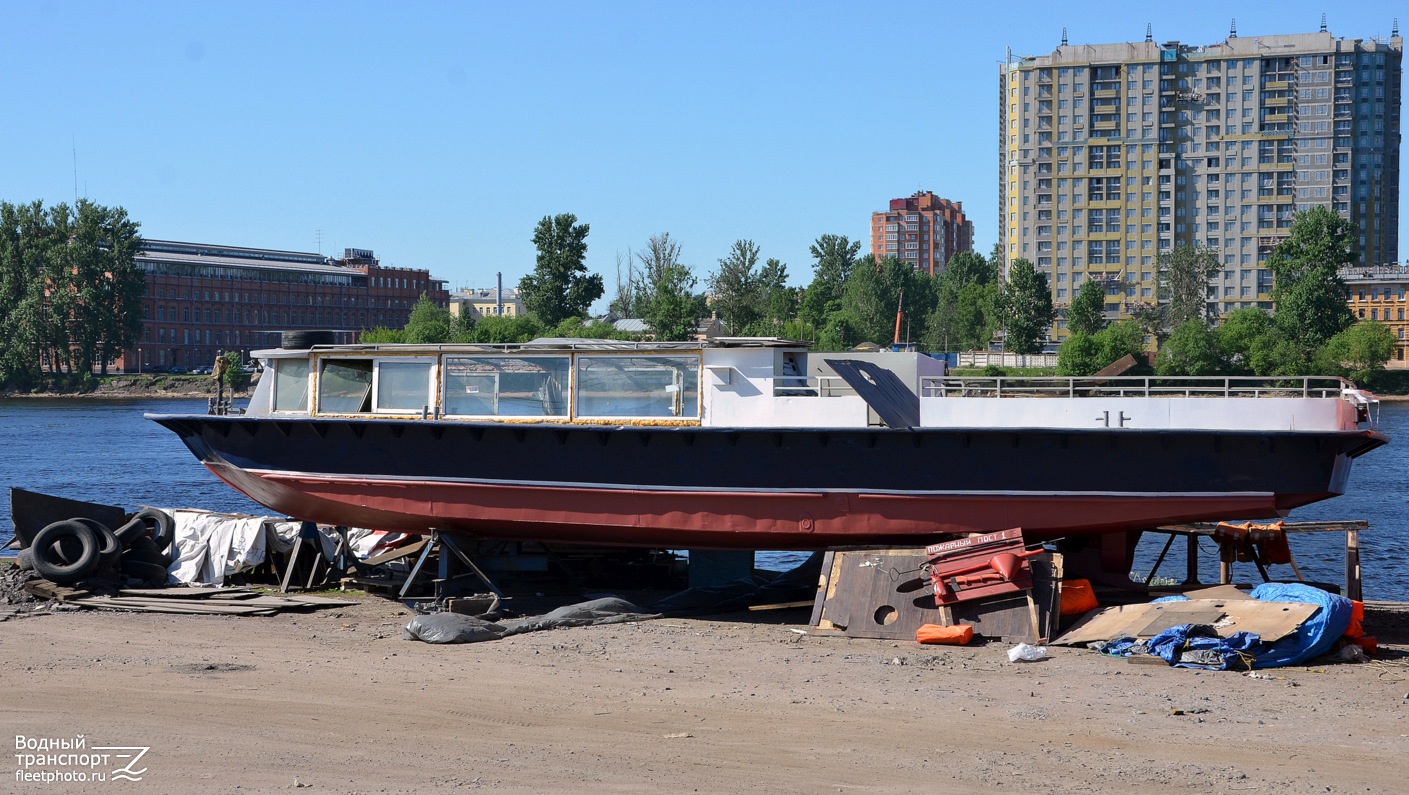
(916, 623, 974, 645)
(1344, 600, 1365, 639)
(1060, 579, 1099, 616)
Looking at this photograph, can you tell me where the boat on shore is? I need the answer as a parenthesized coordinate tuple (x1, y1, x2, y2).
(147, 338, 1387, 550)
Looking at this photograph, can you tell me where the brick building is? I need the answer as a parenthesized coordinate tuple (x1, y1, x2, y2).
(869, 191, 973, 275)
(123, 241, 449, 372)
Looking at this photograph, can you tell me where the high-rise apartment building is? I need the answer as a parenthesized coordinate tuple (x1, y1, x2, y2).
(869, 191, 973, 275)
(999, 27, 1402, 341)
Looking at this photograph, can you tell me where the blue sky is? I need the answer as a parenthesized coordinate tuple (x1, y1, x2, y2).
(3, 1, 1402, 297)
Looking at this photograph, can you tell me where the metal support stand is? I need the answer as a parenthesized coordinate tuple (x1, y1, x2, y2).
(398, 530, 502, 601)
(1143, 533, 1177, 587)
(1183, 533, 1202, 586)
(279, 523, 354, 593)
(1345, 527, 1362, 602)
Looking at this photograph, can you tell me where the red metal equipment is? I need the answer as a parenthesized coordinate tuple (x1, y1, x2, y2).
(924, 529, 1043, 605)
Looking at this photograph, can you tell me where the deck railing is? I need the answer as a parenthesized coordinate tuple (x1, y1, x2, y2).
(919, 374, 1356, 400)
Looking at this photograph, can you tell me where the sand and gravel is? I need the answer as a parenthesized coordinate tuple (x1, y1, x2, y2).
(3, 586, 1408, 795)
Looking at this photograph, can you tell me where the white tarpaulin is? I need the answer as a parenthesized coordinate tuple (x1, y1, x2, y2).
(163, 510, 407, 586)
(166, 510, 301, 586)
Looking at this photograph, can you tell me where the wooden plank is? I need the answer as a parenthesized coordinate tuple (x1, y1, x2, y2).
(948, 594, 1038, 643)
(362, 538, 430, 567)
(747, 600, 815, 612)
(72, 598, 273, 616)
(24, 581, 91, 601)
(808, 550, 837, 629)
(118, 587, 253, 599)
(260, 594, 358, 606)
(1182, 584, 1253, 601)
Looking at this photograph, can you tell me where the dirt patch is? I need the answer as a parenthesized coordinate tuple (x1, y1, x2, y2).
(5, 593, 1408, 794)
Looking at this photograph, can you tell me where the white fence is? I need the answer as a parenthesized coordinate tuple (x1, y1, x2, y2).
(956, 351, 1059, 369)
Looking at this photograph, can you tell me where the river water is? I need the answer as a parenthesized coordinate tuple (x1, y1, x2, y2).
(2, 397, 1405, 600)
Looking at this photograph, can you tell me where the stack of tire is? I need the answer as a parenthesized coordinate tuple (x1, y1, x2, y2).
(15, 509, 175, 587)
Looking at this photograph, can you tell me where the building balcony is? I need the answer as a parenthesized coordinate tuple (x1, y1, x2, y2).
(1263, 80, 1291, 91)
(1264, 96, 1290, 107)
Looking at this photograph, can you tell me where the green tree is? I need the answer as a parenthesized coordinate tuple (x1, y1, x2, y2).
(1157, 244, 1220, 329)
(1066, 278, 1107, 337)
(220, 350, 251, 391)
(1056, 319, 1145, 375)
(799, 234, 860, 328)
(708, 239, 763, 333)
(519, 213, 603, 325)
(945, 251, 998, 286)
(470, 315, 545, 344)
(1321, 320, 1395, 384)
(1001, 258, 1054, 354)
(0, 199, 143, 384)
(758, 258, 796, 326)
(1267, 206, 1356, 352)
(1156, 319, 1225, 376)
(841, 255, 934, 346)
(923, 251, 999, 352)
(403, 294, 454, 343)
(358, 327, 405, 343)
(548, 316, 626, 339)
(636, 233, 701, 341)
(0, 201, 53, 385)
(1216, 307, 1275, 375)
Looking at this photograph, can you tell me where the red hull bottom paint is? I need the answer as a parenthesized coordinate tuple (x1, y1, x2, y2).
(206, 461, 1310, 550)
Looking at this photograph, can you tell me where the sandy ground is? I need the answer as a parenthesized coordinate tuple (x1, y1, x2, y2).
(4, 593, 1408, 795)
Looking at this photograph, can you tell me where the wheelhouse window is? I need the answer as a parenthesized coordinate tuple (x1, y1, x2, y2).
(442, 356, 569, 417)
(376, 359, 435, 413)
(575, 355, 700, 419)
(272, 359, 310, 412)
(318, 359, 373, 413)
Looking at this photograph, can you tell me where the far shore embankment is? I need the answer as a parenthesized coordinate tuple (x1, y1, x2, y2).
(0, 373, 255, 400)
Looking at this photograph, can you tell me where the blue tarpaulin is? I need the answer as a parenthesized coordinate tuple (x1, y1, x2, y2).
(1099, 583, 1352, 669)
(1246, 582, 1353, 668)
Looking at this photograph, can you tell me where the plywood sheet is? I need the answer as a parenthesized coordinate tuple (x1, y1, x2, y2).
(1054, 598, 1317, 646)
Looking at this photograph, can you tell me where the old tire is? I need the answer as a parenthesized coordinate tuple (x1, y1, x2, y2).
(123, 536, 172, 568)
(120, 558, 170, 586)
(116, 508, 174, 553)
(30, 520, 101, 584)
(281, 330, 336, 349)
(73, 519, 121, 572)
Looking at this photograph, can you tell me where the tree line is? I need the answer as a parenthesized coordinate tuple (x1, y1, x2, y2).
(1057, 206, 1394, 384)
(0, 200, 145, 389)
(383, 211, 1062, 354)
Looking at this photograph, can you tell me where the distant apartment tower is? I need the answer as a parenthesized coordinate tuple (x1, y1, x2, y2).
(869, 191, 973, 275)
(999, 26, 1402, 340)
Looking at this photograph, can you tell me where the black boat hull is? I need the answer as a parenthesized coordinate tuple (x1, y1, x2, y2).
(148, 414, 1386, 549)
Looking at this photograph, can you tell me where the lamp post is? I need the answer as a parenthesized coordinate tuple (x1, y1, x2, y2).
(137, 349, 143, 374)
